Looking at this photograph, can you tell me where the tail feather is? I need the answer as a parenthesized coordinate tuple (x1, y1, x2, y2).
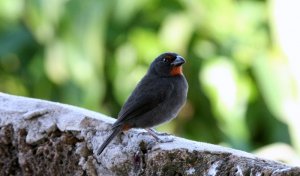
(97, 127, 121, 155)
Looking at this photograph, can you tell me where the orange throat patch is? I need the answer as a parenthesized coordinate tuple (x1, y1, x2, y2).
(170, 66, 182, 76)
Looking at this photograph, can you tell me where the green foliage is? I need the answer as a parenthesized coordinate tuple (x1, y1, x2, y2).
(1, 0, 299, 164)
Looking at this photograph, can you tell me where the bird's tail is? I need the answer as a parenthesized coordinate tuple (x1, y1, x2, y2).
(97, 127, 122, 155)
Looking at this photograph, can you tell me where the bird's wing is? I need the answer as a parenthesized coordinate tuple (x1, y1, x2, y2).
(112, 77, 173, 129)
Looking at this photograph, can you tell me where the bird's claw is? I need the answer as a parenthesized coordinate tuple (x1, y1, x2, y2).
(156, 136, 174, 143)
(137, 131, 149, 137)
(154, 131, 170, 136)
(147, 128, 170, 136)
(137, 130, 174, 143)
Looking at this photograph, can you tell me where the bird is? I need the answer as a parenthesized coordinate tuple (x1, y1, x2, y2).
(97, 52, 188, 155)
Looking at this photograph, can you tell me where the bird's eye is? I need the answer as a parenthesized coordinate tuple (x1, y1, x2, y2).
(162, 55, 174, 63)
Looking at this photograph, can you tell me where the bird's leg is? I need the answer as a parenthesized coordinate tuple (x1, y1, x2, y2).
(146, 128, 161, 141)
(146, 129, 174, 143)
(148, 128, 169, 136)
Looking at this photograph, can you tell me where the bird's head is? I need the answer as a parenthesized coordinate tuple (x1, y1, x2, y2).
(149, 52, 186, 77)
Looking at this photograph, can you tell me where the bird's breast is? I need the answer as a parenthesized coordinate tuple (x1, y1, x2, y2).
(156, 75, 188, 122)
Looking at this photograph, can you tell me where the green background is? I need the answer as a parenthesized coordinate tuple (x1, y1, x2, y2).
(1, 0, 300, 165)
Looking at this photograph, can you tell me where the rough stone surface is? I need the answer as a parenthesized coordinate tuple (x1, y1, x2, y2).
(0, 92, 299, 176)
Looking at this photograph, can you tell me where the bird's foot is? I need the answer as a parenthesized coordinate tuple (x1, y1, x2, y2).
(146, 129, 174, 143)
(147, 128, 170, 136)
(137, 129, 174, 144)
(156, 136, 174, 143)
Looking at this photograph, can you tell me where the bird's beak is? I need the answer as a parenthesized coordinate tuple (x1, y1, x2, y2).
(171, 56, 185, 66)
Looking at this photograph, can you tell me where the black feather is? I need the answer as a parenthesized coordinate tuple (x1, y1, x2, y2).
(113, 76, 173, 128)
(97, 127, 122, 155)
